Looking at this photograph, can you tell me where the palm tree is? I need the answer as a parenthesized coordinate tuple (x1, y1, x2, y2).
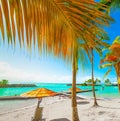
(81, 32, 109, 107)
(100, 36, 120, 92)
(104, 78, 111, 85)
(0, 1, 113, 120)
(2, 79, 8, 85)
(95, 78, 101, 85)
(90, 33, 110, 106)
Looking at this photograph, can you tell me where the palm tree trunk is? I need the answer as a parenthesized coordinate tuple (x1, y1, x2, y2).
(117, 76, 120, 92)
(91, 48, 98, 107)
(72, 49, 80, 121)
(114, 63, 120, 92)
(117, 63, 120, 92)
(118, 78, 120, 92)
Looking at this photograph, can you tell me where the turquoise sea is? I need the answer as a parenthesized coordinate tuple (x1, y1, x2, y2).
(0, 83, 120, 98)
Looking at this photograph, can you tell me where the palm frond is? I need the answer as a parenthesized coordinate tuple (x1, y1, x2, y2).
(78, 45, 90, 70)
(103, 67, 112, 79)
(100, 0, 120, 8)
(100, 63, 113, 68)
(112, 36, 120, 44)
(0, 0, 114, 61)
(1, 0, 12, 42)
(0, 5, 4, 39)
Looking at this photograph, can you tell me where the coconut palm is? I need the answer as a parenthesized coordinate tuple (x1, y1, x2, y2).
(0, 1, 113, 121)
(101, 55, 120, 91)
(100, 36, 120, 92)
(78, 35, 109, 107)
(76, 31, 109, 106)
(95, 78, 101, 85)
(91, 33, 110, 106)
(104, 78, 111, 85)
(81, 29, 110, 106)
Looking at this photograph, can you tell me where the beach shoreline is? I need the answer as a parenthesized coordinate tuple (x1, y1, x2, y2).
(0, 95, 120, 121)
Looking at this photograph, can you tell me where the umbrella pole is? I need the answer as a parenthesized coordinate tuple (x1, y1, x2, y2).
(33, 98, 43, 121)
(37, 98, 42, 107)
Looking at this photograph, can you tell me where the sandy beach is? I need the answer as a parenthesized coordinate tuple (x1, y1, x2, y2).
(0, 96, 120, 121)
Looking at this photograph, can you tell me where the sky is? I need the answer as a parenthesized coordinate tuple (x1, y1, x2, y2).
(0, 6, 120, 84)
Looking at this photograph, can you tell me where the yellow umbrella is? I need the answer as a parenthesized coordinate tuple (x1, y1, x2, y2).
(21, 88, 57, 121)
(69, 87, 81, 92)
(21, 88, 57, 98)
(67, 87, 93, 94)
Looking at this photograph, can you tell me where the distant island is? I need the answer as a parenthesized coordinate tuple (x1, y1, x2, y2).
(67, 78, 118, 86)
(0, 79, 37, 88)
(66, 84, 102, 86)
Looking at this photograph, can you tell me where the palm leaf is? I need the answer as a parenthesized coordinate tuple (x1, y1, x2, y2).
(0, 6, 4, 39)
(1, 0, 12, 43)
(100, 0, 120, 9)
(103, 67, 112, 79)
(78, 44, 90, 70)
(9, 0, 16, 45)
(112, 36, 120, 44)
(0, 0, 114, 61)
(100, 63, 113, 68)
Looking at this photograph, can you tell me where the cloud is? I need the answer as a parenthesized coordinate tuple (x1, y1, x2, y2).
(0, 61, 72, 83)
(1, 61, 112, 84)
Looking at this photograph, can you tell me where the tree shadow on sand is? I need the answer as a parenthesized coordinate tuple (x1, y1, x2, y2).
(99, 105, 120, 109)
(50, 118, 70, 121)
(77, 101, 90, 105)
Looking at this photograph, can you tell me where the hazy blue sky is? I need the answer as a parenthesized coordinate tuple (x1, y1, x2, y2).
(0, 5, 120, 84)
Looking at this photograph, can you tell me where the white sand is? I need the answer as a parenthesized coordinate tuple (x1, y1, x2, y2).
(0, 96, 120, 121)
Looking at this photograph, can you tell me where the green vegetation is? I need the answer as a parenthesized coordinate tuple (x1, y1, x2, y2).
(84, 78, 101, 86)
(0, 84, 37, 88)
(0, 79, 36, 88)
(0, 79, 9, 85)
(100, 36, 120, 91)
(104, 78, 111, 86)
(95, 78, 101, 85)
(67, 78, 116, 87)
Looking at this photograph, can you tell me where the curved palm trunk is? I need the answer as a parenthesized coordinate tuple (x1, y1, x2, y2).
(114, 62, 120, 92)
(72, 49, 80, 121)
(91, 48, 98, 106)
(117, 77, 120, 92)
(117, 66, 120, 92)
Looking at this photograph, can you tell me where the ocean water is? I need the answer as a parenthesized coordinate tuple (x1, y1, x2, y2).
(79, 85, 120, 98)
(0, 83, 120, 98)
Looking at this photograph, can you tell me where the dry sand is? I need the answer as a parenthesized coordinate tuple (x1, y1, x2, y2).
(0, 96, 120, 121)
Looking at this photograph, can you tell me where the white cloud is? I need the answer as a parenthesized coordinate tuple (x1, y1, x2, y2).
(0, 61, 72, 83)
(1, 61, 111, 84)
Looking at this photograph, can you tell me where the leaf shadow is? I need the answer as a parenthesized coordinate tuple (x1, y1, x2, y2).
(50, 118, 70, 121)
(99, 105, 120, 109)
(77, 101, 90, 105)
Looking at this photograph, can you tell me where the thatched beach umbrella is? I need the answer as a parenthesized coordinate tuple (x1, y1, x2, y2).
(21, 88, 57, 105)
(21, 88, 57, 121)
(69, 87, 81, 92)
(68, 87, 93, 94)
(21, 88, 57, 97)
